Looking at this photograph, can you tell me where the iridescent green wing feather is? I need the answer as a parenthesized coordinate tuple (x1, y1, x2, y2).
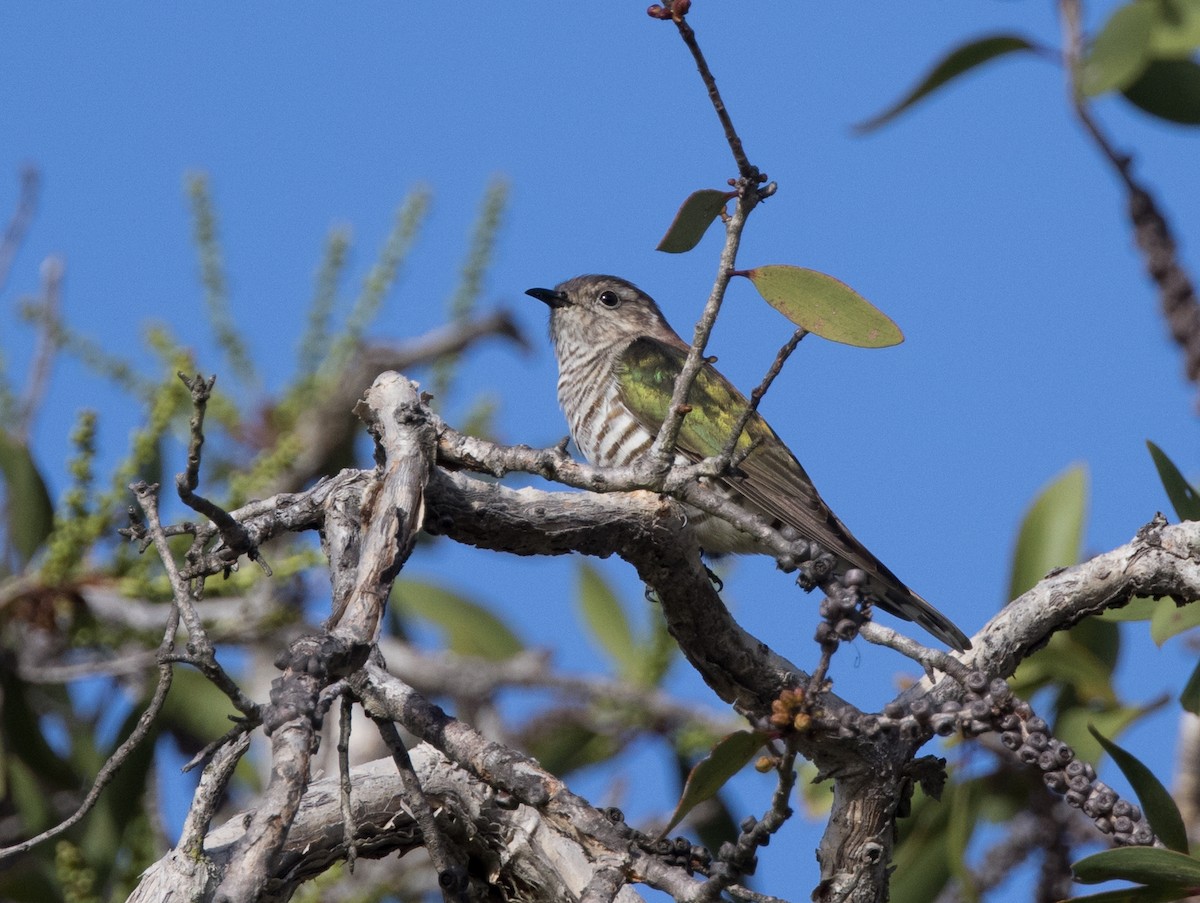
(615, 337, 971, 651)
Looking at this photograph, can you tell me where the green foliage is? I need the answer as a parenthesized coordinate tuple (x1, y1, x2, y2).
(1072, 847, 1200, 899)
(742, 265, 904, 347)
(431, 177, 510, 402)
(576, 560, 638, 677)
(891, 778, 1007, 903)
(1088, 724, 1188, 853)
(854, 34, 1041, 133)
(1122, 58, 1200, 122)
(1182, 660, 1200, 714)
(1083, 1, 1161, 94)
(17, 300, 155, 400)
(1083, 0, 1200, 124)
(393, 578, 523, 661)
(656, 189, 732, 253)
(321, 187, 431, 383)
(187, 173, 260, 391)
(1147, 441, 1200, 521)
(40, 412, 102, 583)
(575, 562, 674, 687)
(0, 427, 54, 570)
(1007, 464, 1087, 601)
(298, 225, 352, 380)
(661, 730, 768, 837)
(521, 713, 620, 777)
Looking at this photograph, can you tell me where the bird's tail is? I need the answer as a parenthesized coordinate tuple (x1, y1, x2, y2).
(876, 584, 971, 652)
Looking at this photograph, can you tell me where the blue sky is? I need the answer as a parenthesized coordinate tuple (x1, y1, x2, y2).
(3, 3, 1199, 898)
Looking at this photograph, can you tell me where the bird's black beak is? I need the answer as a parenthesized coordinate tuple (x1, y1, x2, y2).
(525, 287, 570, 309)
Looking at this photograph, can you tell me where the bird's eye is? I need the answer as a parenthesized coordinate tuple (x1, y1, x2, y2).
(598, 290, 621, 309)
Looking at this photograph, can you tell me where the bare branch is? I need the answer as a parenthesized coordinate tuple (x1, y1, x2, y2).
(16, 254, 63, 440)
(215, 372, 433, 902)
(1060, 0, 1200, 401)
(0, 164, 38, 293)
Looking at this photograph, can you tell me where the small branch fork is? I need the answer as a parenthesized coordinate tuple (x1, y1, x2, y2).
(644, 1, 778, 486)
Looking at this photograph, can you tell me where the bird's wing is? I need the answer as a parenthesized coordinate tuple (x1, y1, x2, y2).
(616, 336, 969, 651)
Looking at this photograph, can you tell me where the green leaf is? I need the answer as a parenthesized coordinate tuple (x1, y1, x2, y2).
(661, 730, 768, 837)
(0, 430, 55, 567)
(1098, 595, 1162, 622)
(672, 749, 740, 853)
(855, 34, 1040, 132)
(742, 265, 903, 348)
(576, 561, 640, 681)
(1123, 58, 1200, 123)
(1147, 441, 1200, 521)
(1073, 846, 1200, 885)
(160, 667, 241, 747)
(1008, 464, 1088, 601)
(1067, 885, 1200, 902)
(1082, 1, 1158, 95)
(890, 782, 959, 903)
(945, 777, 983, 888)
(656, 189, 732, 253)
(1152, 599, 1200, 645)
(1055, 704, 1147, 761)
(1011, 636, 1110, 704)
(638, 600, 677, 688)
(1181, 659, 1200, 714)
(796, 760, 833, 817)
(393, 579, 523, 660)
(1089, 723, 1189, 853)
(1149, 0, 1200, 57)
(522, 713, 619, 776)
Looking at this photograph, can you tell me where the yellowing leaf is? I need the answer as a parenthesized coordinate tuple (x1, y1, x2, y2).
(743, 265, 903, 348)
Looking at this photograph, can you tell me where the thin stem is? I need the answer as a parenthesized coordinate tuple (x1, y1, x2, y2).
(671, 11, 757, 179)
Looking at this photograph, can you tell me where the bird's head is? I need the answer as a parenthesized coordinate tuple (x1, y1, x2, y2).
(526, 275, 676, 354)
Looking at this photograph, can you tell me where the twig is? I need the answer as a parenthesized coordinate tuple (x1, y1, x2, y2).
(0, 164, 38, 293)
(578, 863, 629, 903)
(16, 255, 63, 441)
(697, 747, 799, 901)
(130, 480, 260, 718)
(354, 663, 702, 900)
(666, 4, 757, 180)
(645, 4, 773, 482)
(338, 693, 357, 871)
(178, 730, 252, 857)
(0, 606, 179, 862)
(372, 715, 469, 902)
(174, 372, 271, 577)
(860, 621, 971, 682)
(180, 720, 256, 774)
(717, 327, 808, 471)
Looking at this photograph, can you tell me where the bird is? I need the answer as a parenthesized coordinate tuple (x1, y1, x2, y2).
(525, 274, 970, 652)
